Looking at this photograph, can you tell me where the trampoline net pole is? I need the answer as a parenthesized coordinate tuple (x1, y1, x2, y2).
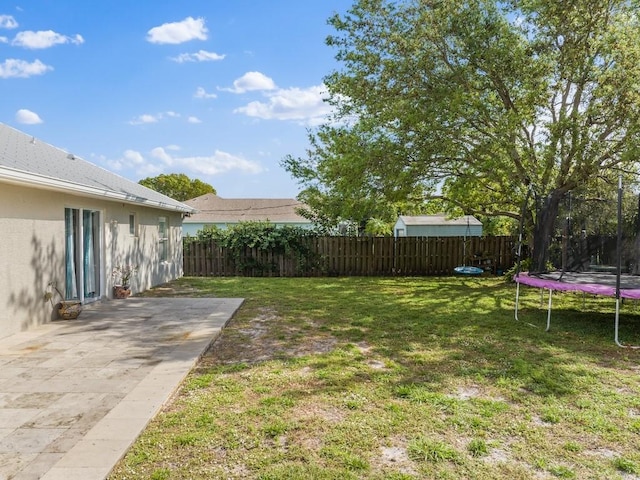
(615, 175, 622, 346)
(616, 175, 622, 302)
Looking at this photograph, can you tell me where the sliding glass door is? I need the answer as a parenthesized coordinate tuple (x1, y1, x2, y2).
(65, 208, 101, 302)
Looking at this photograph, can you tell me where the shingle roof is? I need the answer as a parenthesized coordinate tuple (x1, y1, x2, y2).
(0, 123, 193, 213)
(398, 214, 482, 226)
(184, 193, 309, 224)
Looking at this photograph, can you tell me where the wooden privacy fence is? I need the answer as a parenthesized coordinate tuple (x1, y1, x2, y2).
(183, 236, 518, 277)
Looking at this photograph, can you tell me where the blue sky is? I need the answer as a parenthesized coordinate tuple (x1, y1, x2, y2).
(0, 1, 352, 198)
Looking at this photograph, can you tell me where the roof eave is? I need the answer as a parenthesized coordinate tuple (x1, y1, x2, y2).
(0, 167, 195, 214)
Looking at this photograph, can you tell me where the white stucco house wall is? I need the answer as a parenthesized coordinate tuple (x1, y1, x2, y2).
(0, 123, 195, 338)
(182, 193, 313, 236)
(394, 214, 483, 237)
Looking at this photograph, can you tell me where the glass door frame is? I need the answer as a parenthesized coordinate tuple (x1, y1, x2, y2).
(64, 207, 103, 304)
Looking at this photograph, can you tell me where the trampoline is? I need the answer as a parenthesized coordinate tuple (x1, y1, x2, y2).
(514, 176, 640, 348)
(514, 272, 640, 347)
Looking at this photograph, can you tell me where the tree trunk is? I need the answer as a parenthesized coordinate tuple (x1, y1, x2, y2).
(531, 191, 564, 273)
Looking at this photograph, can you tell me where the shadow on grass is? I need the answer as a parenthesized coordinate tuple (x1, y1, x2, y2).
(165, 276, 640, 403)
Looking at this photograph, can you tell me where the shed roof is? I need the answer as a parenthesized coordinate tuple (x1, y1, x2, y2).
(184, 193, 308, 224)
(398, 214, 482, 226)
(0, 123, 194, 213)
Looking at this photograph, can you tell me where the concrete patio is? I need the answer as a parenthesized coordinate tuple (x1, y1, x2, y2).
(0, 297, 243, 480)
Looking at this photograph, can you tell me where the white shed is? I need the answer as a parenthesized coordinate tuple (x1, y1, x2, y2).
(394, 215, 483, 237)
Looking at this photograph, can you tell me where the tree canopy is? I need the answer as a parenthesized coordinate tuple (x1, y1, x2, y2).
(138, 173, 216, 202)
(283, 0, 640, 270)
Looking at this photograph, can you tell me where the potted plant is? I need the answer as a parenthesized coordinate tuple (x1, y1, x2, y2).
(44, 281, 82, 320)
(112, 264, 138, 298)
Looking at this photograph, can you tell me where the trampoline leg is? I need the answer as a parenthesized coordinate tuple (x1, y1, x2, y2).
(546, 289, 553, 332)
(515, 282, 521, 321)
(615, 299, 624, 347)
(613, 299, 640, 348)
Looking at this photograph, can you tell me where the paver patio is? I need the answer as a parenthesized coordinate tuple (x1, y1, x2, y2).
(0, 297, 243, 480)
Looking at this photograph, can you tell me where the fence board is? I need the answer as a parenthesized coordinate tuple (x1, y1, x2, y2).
(183, 236, 518, 277)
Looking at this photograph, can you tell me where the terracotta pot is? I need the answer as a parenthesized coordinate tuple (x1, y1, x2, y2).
(113, 285, 131, 299)
(57, 301, 82, 320)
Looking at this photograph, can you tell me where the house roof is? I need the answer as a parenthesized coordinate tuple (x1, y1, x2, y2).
(183, 193, 309, 224)
(398, 214, 482, 226)
(0, 123, 194, 213)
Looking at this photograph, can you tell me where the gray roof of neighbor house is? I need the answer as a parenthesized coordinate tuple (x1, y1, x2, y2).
(184, 193, 309, 224)
(0, 123, 194, 213)
(398, 214, 482, 226)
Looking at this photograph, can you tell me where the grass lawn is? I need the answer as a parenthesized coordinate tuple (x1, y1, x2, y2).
(108, 276, 640, 480)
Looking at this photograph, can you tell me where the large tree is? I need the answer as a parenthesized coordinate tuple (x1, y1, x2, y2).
(284, 0, 640, 271)
(138, 173, 216, 202)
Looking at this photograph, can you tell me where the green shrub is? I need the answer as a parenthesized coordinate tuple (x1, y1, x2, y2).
(191, 221, 324, 275)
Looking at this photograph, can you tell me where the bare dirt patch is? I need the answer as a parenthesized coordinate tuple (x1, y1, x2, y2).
(199, 307, 337, 367)
(371, 437, 418, 477)
(291, 403, 346, 424)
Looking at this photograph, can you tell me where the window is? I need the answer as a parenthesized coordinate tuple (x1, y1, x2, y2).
(159, 216, 168, 262)
(129, 213, 137, 236)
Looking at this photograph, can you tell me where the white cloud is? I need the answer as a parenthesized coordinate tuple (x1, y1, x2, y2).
(123, 149, 146, 164)
(12, 30, 84, 49)
(150, 147, 173, 163)
(0, 58, 52, 78)
(109, 145, 263, 179)
(234, 84, 333, 125)
(109, 149, 156, 174)
(136, 161, 163, 178)
(128, 111, 181, 125)
(0, 36, 8, 43)
(0, 15, 18, 29)
(129, 113, 160, 125)
(170, 49, 225, 63)
(146, 17, 207, 44)
(221, 71, 276, 93)
(187, 116, 202, 124)
(194, 86, 216, 99)
(15, 109, 43, 124)
(148, 147, 263, 176)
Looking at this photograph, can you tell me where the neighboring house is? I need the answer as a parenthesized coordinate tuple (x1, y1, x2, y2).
(0, 123, 195, 338)
(394, 214, 483, 237)
(182, 193, 312, 235)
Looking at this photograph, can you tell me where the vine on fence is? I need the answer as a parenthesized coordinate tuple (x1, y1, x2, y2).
(189, 222, 323, 275)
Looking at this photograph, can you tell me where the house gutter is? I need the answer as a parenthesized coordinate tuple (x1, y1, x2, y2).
(0, 166, 195, 214)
